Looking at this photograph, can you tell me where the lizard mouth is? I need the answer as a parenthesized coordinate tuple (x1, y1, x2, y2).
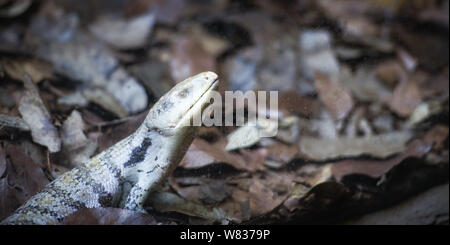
(175, 76, 219, 128)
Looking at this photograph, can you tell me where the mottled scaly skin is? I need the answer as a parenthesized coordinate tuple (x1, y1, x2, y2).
(2, 72, 219, 225)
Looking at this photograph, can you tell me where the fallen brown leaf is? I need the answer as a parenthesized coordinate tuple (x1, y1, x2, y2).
(225, 124, 261, 151)
(266, 144, 299, 163)
(148, 191, 231, 224)
(18, 75, 61, 153)
(170, 181, 201, 204)
(315, 73, 354, 120)
(60, 110, 97, 167)
(394, 26, 449, 71)
(169, 177, 231, 207)
(97, 111, 147, 152)
(170, 36, 216, 83)
(198, 179, 230, 205)
(180, 138, 248, 171)
(249, 178, 280, 217)
(239, 148, 267, 172)
(300, 131, 412, 161)
(0, 114, 30, 132)
(62, 207, 160, 225)
(26, 2, 148, 113)
(340, 66, 392, 103)
(331, 140, 432, 181)
(249, 172, 293, 217)
(423, 124, 449, 151)
(388, 78, 423, 117)
(375, 59, 405, 87)
(1, 58, 53, 84)
(124, 0, 186, 24)
(128, 60, 174, 99)
(0, 144, 49, 220)
(218, 186, 249, 222)
(0, 0, 32, 18)
(300, 181, 349, 210)
(278, 91, 320, 118)
(284, 181, 349, 213)
(82, 88, 129, 118)
(89, 11, 155, 50)
(283, 183, 311, 212)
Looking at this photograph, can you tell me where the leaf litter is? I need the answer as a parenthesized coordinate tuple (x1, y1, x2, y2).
(0, 0, 448, 225)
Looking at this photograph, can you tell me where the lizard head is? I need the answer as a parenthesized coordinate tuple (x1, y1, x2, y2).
(145, 71, 219, 133)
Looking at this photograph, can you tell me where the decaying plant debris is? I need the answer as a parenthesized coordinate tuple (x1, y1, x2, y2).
(0, 0, 448, 225)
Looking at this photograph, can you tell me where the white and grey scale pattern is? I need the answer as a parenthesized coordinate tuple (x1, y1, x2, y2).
(1, 72, 219, 225)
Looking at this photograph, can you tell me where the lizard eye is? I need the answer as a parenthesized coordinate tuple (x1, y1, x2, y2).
(178, 88, 189, 98)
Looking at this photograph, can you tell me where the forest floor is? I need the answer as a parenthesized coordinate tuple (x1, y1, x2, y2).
(0, 0, 448, 224)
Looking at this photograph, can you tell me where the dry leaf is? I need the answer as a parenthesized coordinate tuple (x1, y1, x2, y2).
(62, 207, 160, 225)
(375, 60, 404, 87)
(0, 0, 32, 18)
(249, 173, 292, 217)
(221, 48, 259, 92)
(170, 36, 216, 82)
(128, 60, 174, 99)
(331, 140, 432, 181)
(278, 91, 320, 118)
(423, 124, 449, 151)
(225, 117, 278, 151)
(300, 131, 413, 161)
(125, 0, 186, 24)
(283, 184, 311, 212)
(18, 140, 47, 168)
(148, 191, 231, 224)
(18, 75, 61, 153)
(315, 73, 354, 120)
(83, 88, 128, 118)
(407, 101, 442, 126)
(0, 114, 30, 131)
(181, 138, 247, 170)
(225, 125, 260, 151)
(1, 58, 53, 83)
(394, 26, 448, 71)
(27, 5, 148, 114)
(198, 180, 230, 205)
(218, 185, 249, 222)
(341, 66, 392, 103)
(89, 11, 155, 50)
(97, 111, 147, 152)
(239, 148, 268, 172)
(257, 34, 298, 91)
(294, 163, 333, 187)
(300, 30, 340, 78)
(60, 110, 97, 167)
(389, 79, 423, 117)
(298, 181, 349, 211)
(0, 144, 49, 220)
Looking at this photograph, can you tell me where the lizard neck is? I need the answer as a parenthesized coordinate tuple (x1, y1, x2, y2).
(115, 123, 197, 209)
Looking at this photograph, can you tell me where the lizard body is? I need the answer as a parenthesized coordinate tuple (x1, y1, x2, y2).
(2, 72, 219, 225)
